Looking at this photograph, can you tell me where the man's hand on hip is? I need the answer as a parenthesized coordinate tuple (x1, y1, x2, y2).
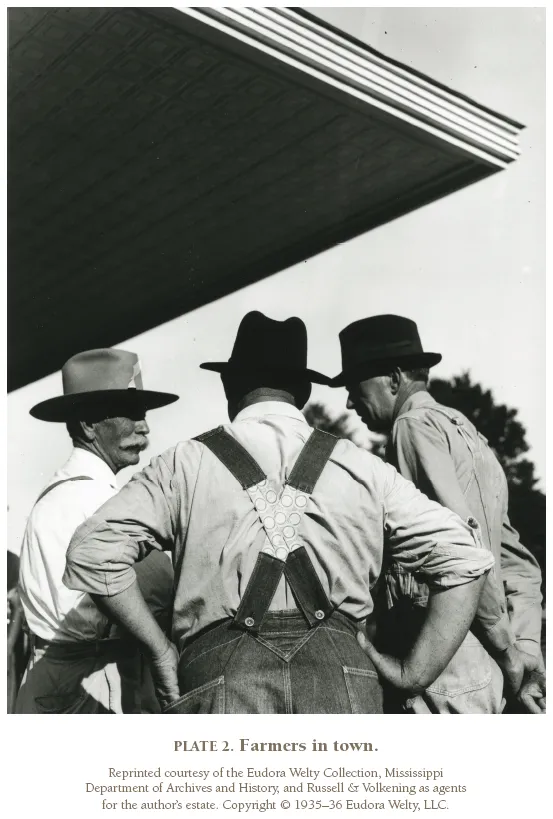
(518, 667, 546, 714)
(91, 582, 181, 709)
(498, 645, 546, 712)
(358, 577, 487, 696)
(150, 640, 180, 710)
(496, 644, 525, 696)
(357, 632, 426, 694)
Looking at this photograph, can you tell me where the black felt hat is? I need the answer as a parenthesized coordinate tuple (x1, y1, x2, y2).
(200, 311, 330, 385)
(333, 314, 442, 386)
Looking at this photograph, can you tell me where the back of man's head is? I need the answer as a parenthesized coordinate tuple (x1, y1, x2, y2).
(400, 366, 430, 386)
(222, 372, 312, 420)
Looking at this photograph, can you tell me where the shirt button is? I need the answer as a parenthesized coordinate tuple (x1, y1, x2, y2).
(244, 617, 255, 628)
(314, 610, 325, 620)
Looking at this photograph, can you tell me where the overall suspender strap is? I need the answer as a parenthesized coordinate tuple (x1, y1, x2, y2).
(195, 427, 282, 633)
(287, 428, 340, 493)
(195, 427, 265, 488)
(194, 427, 338, 632)
(284, 547, 334, 626)
(35, 476, 93, 504)
(234, 553, 286, 634)
(283, 429, 338, 626)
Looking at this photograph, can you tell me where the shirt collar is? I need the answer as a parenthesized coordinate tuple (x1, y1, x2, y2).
(233, 401, 308, 424)
(63, 447, 119, 489)
(396, 390, 437, 417)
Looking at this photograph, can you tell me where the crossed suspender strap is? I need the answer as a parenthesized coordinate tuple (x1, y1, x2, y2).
(282, 431, 339, 628)
(195, 426, 338, 633)
(287, 428, 340, 493)
(36, 476, 93, 504)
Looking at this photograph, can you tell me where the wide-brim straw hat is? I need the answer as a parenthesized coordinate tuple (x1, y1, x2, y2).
(30, 348, 179, 422)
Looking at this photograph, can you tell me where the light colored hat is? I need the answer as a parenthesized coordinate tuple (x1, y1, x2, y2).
(30, 348, 178, 422)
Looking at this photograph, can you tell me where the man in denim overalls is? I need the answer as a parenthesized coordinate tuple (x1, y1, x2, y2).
(64, 312, 497, 713)
(335, 314, 545, 713)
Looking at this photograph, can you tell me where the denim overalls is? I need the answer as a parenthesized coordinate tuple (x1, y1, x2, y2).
(163, 427, 383, 714)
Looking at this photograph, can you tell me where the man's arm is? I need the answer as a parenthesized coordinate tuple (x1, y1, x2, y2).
(359, 577, 486, 693)
(64, 445, 200, 707)
(500, 511, 542, 656)
(363, 460, 494, 691)
(500, 512, 545, 712)
(64, 447, 189, 597)
(93, 582, 179, 709)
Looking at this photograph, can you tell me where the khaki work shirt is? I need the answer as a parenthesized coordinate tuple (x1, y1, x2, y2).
(387, 392, 542, 655)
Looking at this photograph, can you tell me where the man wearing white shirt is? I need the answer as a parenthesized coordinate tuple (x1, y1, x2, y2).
(16, 348, 178, 714)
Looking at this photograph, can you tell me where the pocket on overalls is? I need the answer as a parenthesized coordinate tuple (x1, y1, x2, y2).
(343, 667, 383, 714)
(162, 676, 225, 714)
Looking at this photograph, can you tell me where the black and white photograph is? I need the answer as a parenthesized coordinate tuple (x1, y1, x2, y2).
(5, 0, 545, 734)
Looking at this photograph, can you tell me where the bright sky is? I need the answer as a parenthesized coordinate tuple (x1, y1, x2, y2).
(7, 6, 545, 556)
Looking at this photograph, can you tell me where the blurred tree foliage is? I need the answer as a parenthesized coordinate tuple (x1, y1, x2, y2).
(303, 402, 386, 456)
(303, 403, 352, 440)
(305, 372, 545, 587)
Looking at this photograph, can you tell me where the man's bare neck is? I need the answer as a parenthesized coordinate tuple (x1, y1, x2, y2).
(73, 440, 118, 474)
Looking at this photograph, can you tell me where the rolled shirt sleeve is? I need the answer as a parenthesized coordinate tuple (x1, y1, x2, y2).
(380, 461, 494, 588)
(63, 449, 181, 597)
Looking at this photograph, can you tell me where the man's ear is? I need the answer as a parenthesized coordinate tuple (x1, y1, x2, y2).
(389, 367, 402, 396)
(80, 420, 96, 442)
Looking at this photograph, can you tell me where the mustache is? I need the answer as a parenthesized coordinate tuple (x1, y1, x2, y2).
(122, 438, 149, 452)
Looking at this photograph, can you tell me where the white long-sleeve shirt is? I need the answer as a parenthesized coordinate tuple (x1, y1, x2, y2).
(19, 448, 118, 642)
